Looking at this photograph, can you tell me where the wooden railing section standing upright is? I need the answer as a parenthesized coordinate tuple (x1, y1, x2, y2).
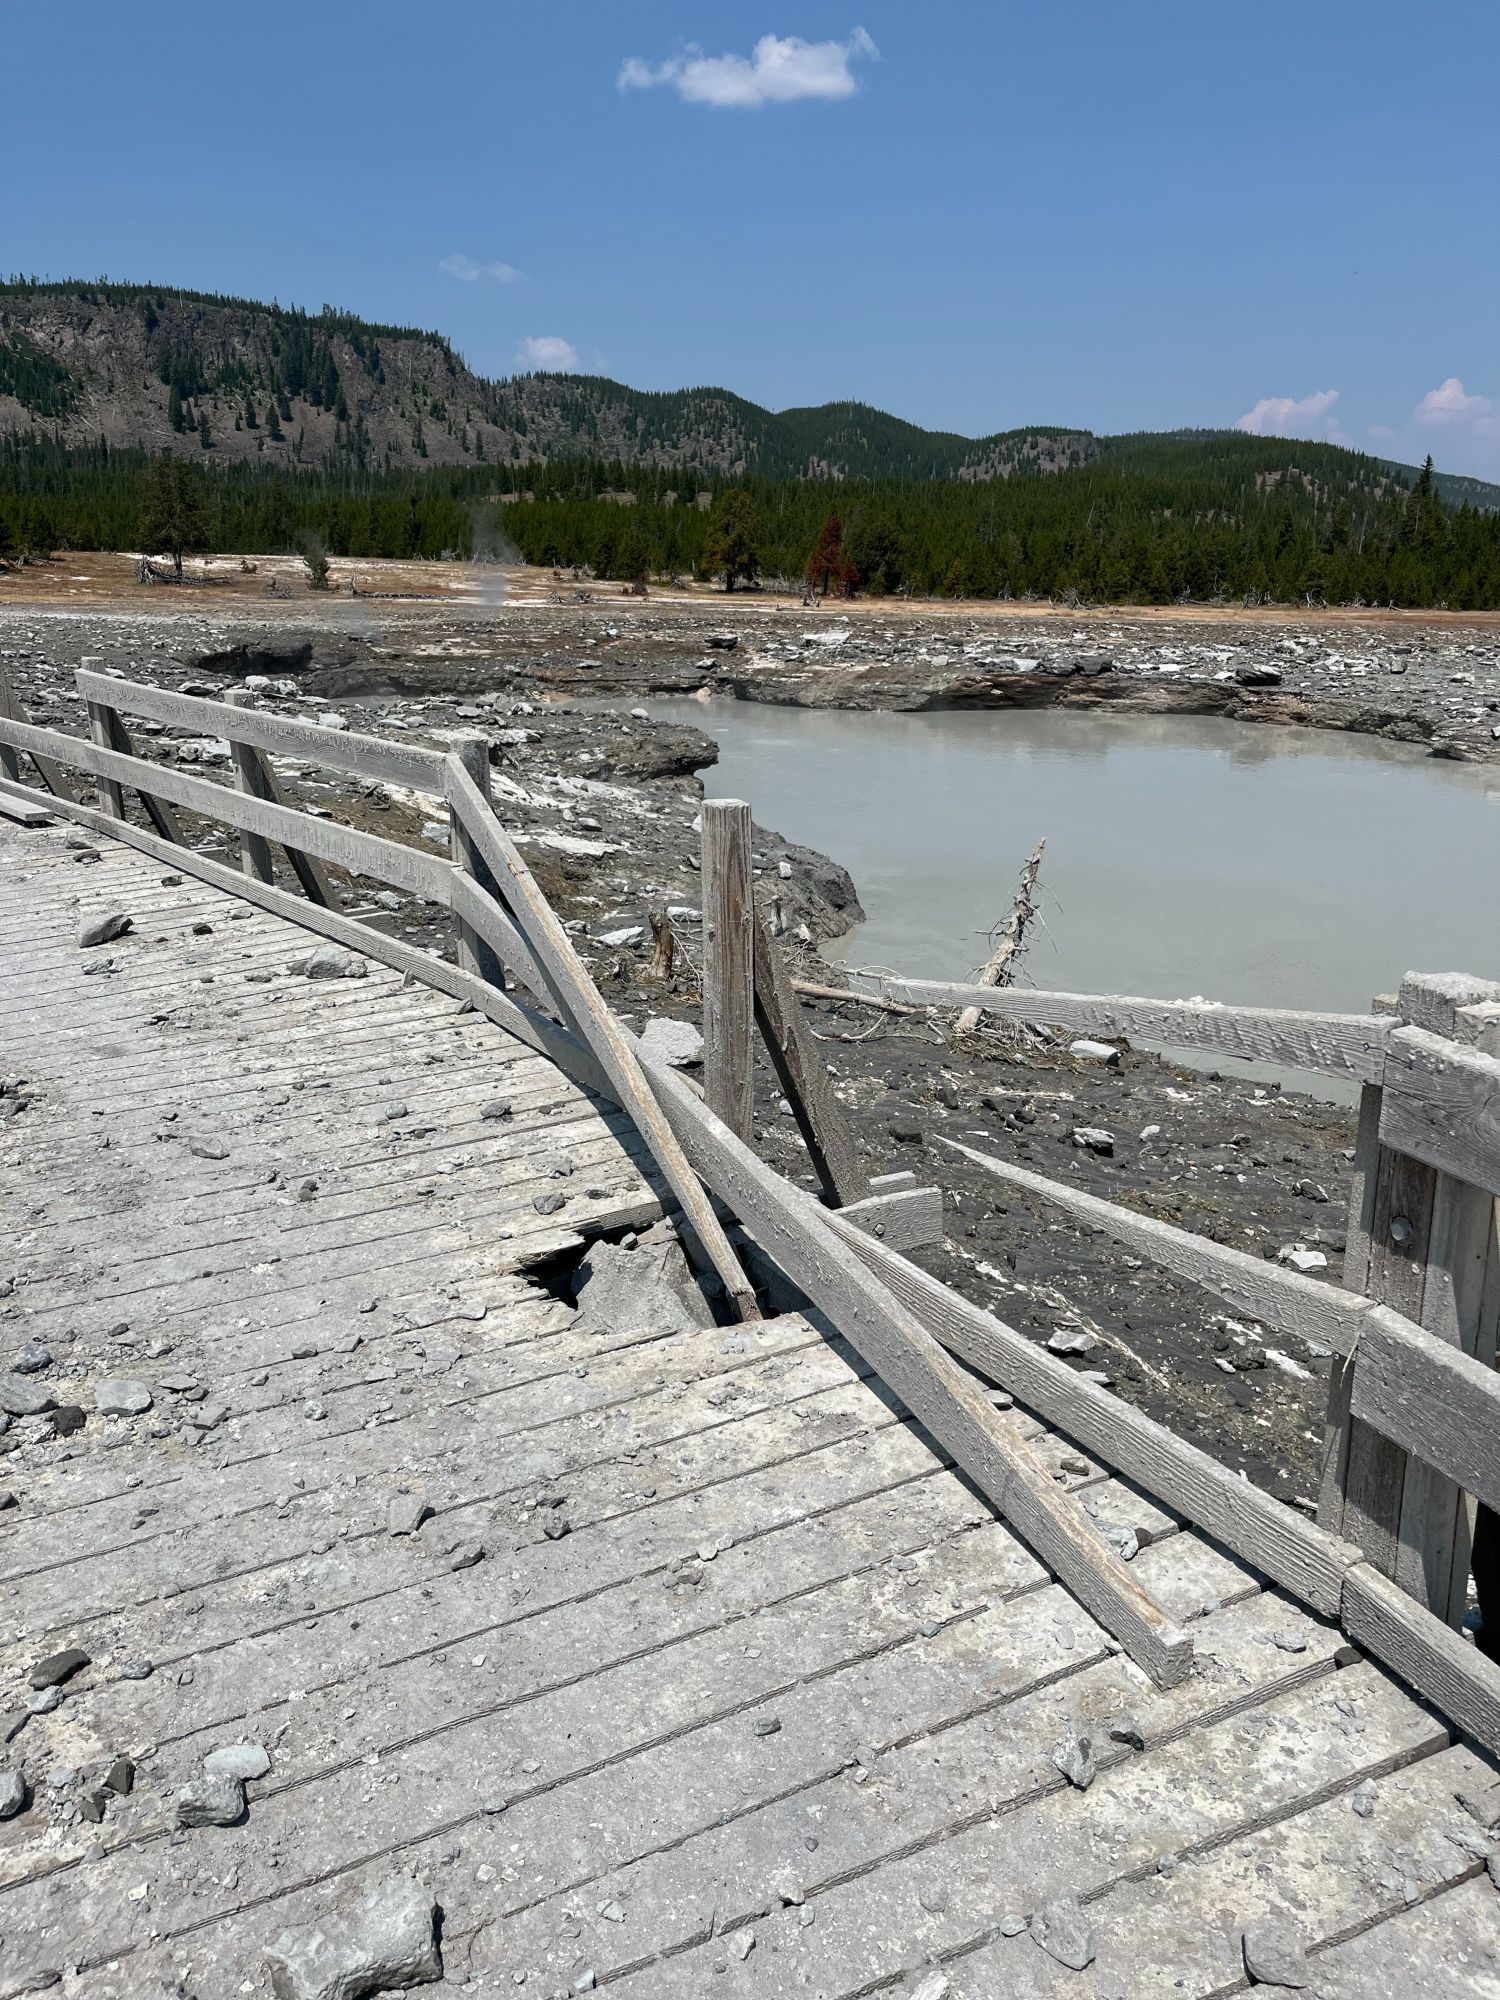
(6, 676, 1500, 1746)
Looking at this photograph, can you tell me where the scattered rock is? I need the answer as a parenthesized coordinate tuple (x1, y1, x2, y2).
(1277, 1244, 1329, 1275)
(79, 909, 132, 948)
(302, 945, 367, 981)
(30, 1647, 90, 1690)
(1070, 1126, 1115, 1157)
(638, 1015, 704, 1069)
(10, 1342, 51, 1375)
(479, 1099, 513, 1122)
(1047, 1329, 1098, 1357)
(204, 1742, 272, 1781)
(909, 1977, 950, 2000)
(1241, 1919, 1312, 1988)
(176, 1773, 247, 1827)
(0, 1767, 27, 1819)
(0, 1374, 55, 1417)
(388, 1494, 431, 1537)
(1051, 1732, 1096, 1789)
(1068, 1039, 1120, 1066)
(104, 1756, 136, 1795)
(570, 1233, 713, 1335)
(1030, 1896, 1096, 1970)
(95, 1378, 153, 1416)
(51, 1404, 87, 1436)
(532, 1189, 567, 1215)
(264, 1869, 441, 1999)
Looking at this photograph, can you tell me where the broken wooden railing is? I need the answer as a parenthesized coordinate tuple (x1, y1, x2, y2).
(9, 684, 1500, 1739)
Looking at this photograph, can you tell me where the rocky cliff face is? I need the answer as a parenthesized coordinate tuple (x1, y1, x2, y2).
(0, 282, 1096, 481)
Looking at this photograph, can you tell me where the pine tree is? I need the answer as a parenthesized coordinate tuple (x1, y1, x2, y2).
(168, 385, 184, 432)
(805, 512, 856, 596)
(137, 456, 209, 582)
(704, 489, 760, 591)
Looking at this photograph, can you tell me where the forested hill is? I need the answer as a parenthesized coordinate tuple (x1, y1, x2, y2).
(0, 279, 1089, 481)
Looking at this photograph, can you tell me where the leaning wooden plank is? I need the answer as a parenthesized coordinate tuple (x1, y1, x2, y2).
(637, 1051, 1193, 1686)
(812, 1205, 1363, 1616)
(448, 869, 564, 1015)
(0, 714, 449, 903)
(1317, 1081, 1385, 1534)
(1342, 1559, 1500, 1757)
(444, 753, 761, 1323)
(874, 978, 1392, 1081)
(74, 668, 449, 794)
(99, 702, 183, 846)
(0, 772, 612, 1100)
(752, 904, 868, 1206)
(0, 662, 74, 799)
(701, 799, 755, 1143)
(1381, 1024, 1500, 1196)
(837, 1183, 944, 1250)
(218, 722, 338, 908)
(0, 779, 52, 826)
(936, 1136, 1373, 1355)
(1352, 1303, 1500, 1516)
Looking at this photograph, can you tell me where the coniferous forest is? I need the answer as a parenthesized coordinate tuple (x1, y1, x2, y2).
(3, 428, 1499, 608)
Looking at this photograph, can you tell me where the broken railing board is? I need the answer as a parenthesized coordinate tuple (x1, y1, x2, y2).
(447, 870, 557, 1013)
(0, 780, 52, 826)
(1381, 1024, 1500, 1196)
(836, 1182, 944, 1250)
(1396, 969, 1500, 1036)
(936, 1136, 1373, 1355)
(0, 712, 451, 902)
(84, 697, 125, 817)
(447, 733, 510, 991)
(96, 700, 185, 847)
(220, 716, 337, 908)
(1341, 1560, 1500, 1758)
(223, 689, 276, 884)
(1352, 1304, 1500, 1516)
(873, 977, 1393, 1081)
(0, 771, 614, 1102)
(814, 1208, 1364, 1618)
(701, 798, 756, 1144)
(751, 903, 868, 1207)
(443, 754, 760, 1322)
(74, 668, 450, 795)
(637, 1051, 1193, 1688)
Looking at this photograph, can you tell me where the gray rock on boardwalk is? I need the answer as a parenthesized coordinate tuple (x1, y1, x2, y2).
(1241, 1920, 1312, 1987)
(177, 1773, 247, 1826)
(571, 1232, 713, 1336)
(637, 1016, 704, 1069)
(302, 945, 368, 981)
(264, 1870, 441, 1999)
(79, 909, 132, 948)
(95, 1378, 153, 1416)
(1030, 1897, 1096, 1970)
(29, 1647, 89, 1690)
(1051, 1732, 1097, 1789)
(0, 1767, 27, 1819)
(387, 1494, 431, 1537)
(0, 1373, 55, 1417)
(204, 1741, 271, 1781)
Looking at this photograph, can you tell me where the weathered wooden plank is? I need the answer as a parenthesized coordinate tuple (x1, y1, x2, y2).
(99, 701, 184, 845)
(74, 667, 449, 792)
(447, 870, 561, 1013)
(84, 697, 125, 817)
(1396, 969, 1500, 1034)
(1317, 1081, 1387, 1534)
(1342, 1559, 1500, 1756)
(836, 1181, 944, 1249)
(0, 771, 613, 1098)
(223, 688, 276, 883)
(811, 1203, 1363, 1617)
(446, 731, 509, 990)
(751, 902, 867, 1206)
(875, 977, 1393, 1080)
(937, 1136, 1372, 1354)
(1353, 1302, 1500, 1516)
(637, 1054, 1193, 1686)
(0, 661, 73, 798)
(701, 798, 755, 1143)
(444, 754, 761, 1322)
(0, 712, 450, 902)
(1382, 1024, 1500, 1196)
(0, 780, 51, 825)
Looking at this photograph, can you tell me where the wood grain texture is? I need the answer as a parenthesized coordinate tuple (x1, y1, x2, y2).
(223, 691, 275, 885)
(875, 979, 1392, 1080)
(701, 799, 755, 1144)
(0, 712, 449, 902)
(637, 1054, 1193, 1686)
(84, 699, 125, 818)
(448, 733, 509, 990)
(0, 662, 73, 799)
(1381, 1025, 1500, 1196)
(815, 1209, 1363, 1617)
(752, 905, 867, 1206)
(836, 1183, 944, 1250)
(444, 755, 760, 1322)
(74, 668, 449, 793)
(1354, 1303, 1500, 1516)
(99, 703, 184, 846)
(937, 1136, 1371, 1355)
(1342, 1560, 1500, 1757)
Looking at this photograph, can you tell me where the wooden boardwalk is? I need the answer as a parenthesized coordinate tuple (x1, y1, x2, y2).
(2, 819, 1497, 1997)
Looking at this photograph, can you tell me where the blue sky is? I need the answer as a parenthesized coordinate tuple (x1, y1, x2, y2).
(7, 1, 1498, 474)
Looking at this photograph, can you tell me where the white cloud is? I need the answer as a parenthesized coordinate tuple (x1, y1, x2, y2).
(515, 335, 579, 371)
(1413, 376, 1496, 430)
(439, 254, 523, 283)
(1234, 389, 1342, 438)
(618, 27, 877, 108)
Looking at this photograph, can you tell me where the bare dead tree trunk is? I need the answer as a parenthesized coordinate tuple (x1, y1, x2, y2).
(954, 838, 1046, 1037)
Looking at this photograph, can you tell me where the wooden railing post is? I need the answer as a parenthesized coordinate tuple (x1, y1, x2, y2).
(224, 689, 275, 884)
(701, 798, 755, 1144)
(449, 733, 507, 989)
(85, 698, 126, 819)
(1322, 972, 1500, 1630)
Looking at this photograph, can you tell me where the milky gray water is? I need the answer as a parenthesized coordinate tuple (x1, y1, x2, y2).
(629, 698, 1500, 1091)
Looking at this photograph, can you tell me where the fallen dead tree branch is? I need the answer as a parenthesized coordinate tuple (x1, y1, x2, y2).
(955, 837, 1045, 1037)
